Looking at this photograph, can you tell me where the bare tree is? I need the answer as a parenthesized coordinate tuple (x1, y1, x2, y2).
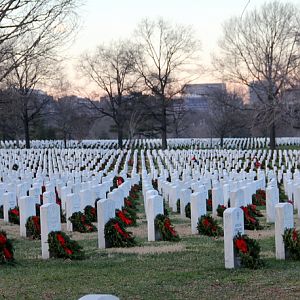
(0, 0, 79, 83)
(206, 89, 248, 147)
(214, 1, 300, 149)
(4, 46, 60, 148)
(134, 18, 200, 149)
(54, 96, 93, 147)
(79, 40, 137, 149)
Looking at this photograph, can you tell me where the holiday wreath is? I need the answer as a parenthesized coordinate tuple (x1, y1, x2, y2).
(217, 205, 227, 217)
(104, 218, 137, 247)
(0, 231, 14, 264)
(84, 205, 97, 222)
(48, 231, 85, 260)
(113, 176, 124, 189)
(154, 214, 180, 241)
(26, 216, 41, 239)
(8, 207, 20, 225)
(69, 212, 97, 233)
(234, 232, 264, 269)
(252, 189, 266, 206)
(241, 205, 262, 230)
(283, 228, 300, 260)
(197, 215, 223, 237)
(116, 209, 134, 226)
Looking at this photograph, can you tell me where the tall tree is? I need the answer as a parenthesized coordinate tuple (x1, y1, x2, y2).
(206, 88, 248, 147)
(214, 1, 300, 149)
(134, 18, 199, 149)
(79, 40, 137, 149)
(0, 0, 79, 82)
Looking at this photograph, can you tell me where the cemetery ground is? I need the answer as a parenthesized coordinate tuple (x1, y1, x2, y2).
(1, 194, 300, 300)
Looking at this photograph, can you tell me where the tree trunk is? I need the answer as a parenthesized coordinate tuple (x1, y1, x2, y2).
(269, 122, 276, 150)
(24, 119, 30, 149)
(118, 126, 123, 149)
(161, 105, 167, 150)
(64, 137, 67, 149)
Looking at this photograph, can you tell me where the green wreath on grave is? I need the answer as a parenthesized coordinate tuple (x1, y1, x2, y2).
(8, 207, 20, 225)
(48, 231, 85, 260)
(0, 230, 15, 264)
(217, 205, 227, 217)
(154, 214, 180, 242)
(241, 205, 263, 230)
(125, 196, 138, 212)
(234, 232, 264, 269)
(26, 216, 41, 239)
(104, 218, 137, 247)
(84, 205, 97, 222)
(252, 189, 266, 206)
(112, 176, 124, 189)
(197, 215, 223, 237)
(283, 228, 300, 260)
(185, 203, 191, 219)
(116, 208, 136, 227)
(68, 212, 97, 233)
(206, 199, 212, 211)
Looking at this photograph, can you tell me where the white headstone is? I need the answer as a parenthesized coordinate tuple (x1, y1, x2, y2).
(97, 199, 115, 249)
(191, 191, 207, 234)
(19, 196, 36, 237)
(40, 203, 61, 259)
(147, 195, 164, 241)
(275, 203, 294, 260)
(224, 207, 244, 269)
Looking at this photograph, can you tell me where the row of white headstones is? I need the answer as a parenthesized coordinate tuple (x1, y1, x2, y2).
(0, 147, 299, 266)
(142, 173, 297, 268)
(1, 136, 300, 149)
(0, 171, 141, 259)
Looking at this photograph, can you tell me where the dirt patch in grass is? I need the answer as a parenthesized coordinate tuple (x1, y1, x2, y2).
(106, 243, 186, 255)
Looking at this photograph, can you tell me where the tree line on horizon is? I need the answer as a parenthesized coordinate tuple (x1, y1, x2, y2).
(0, 1, 299, 149)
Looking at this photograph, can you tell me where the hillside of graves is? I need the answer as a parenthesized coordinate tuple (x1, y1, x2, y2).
(1, 138, 300, 299)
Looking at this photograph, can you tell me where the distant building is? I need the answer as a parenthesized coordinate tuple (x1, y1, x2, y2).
(249, 80, 300, 105)
(182, 83, 226, 111)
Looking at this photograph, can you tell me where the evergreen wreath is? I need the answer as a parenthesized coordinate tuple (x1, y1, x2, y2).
(8, 207, 20, 224)
(113, 176, 124, 189)
(241, 205, 262, 230)
(26, 216, 41, 239)
(69, 212, 97, 233)
(124, 197, 137, 210)
(197, 215, 223, 237)
(234, 232, 264, 269)
(104, 218, 137, 248)
(283, 228, 300, 260)
(116, 209, 134, 226)
(185, 203, 191, 219)
(84, 205, 97, 222)
(0, 230, 14, 264)
(206, 199, 212, 211)
(48, 231, 85, 260)
(154, 214, 180, 242)
(252, 189, 266, 206)
(217, 205, 227, 217)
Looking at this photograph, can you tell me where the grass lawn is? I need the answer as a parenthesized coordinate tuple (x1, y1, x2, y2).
(1, 196, 300, 299)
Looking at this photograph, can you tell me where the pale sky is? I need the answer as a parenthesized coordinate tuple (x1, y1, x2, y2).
(67, 0, 300, 92)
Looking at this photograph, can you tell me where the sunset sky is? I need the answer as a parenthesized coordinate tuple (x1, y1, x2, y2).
(68, 0, 300, 92)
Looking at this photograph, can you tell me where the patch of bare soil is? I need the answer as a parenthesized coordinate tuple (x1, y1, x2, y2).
(106, 243, 186, 255)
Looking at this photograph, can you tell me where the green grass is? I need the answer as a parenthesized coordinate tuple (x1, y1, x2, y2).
(1, 194, 300, 300)
(1, 235, 300, 300)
